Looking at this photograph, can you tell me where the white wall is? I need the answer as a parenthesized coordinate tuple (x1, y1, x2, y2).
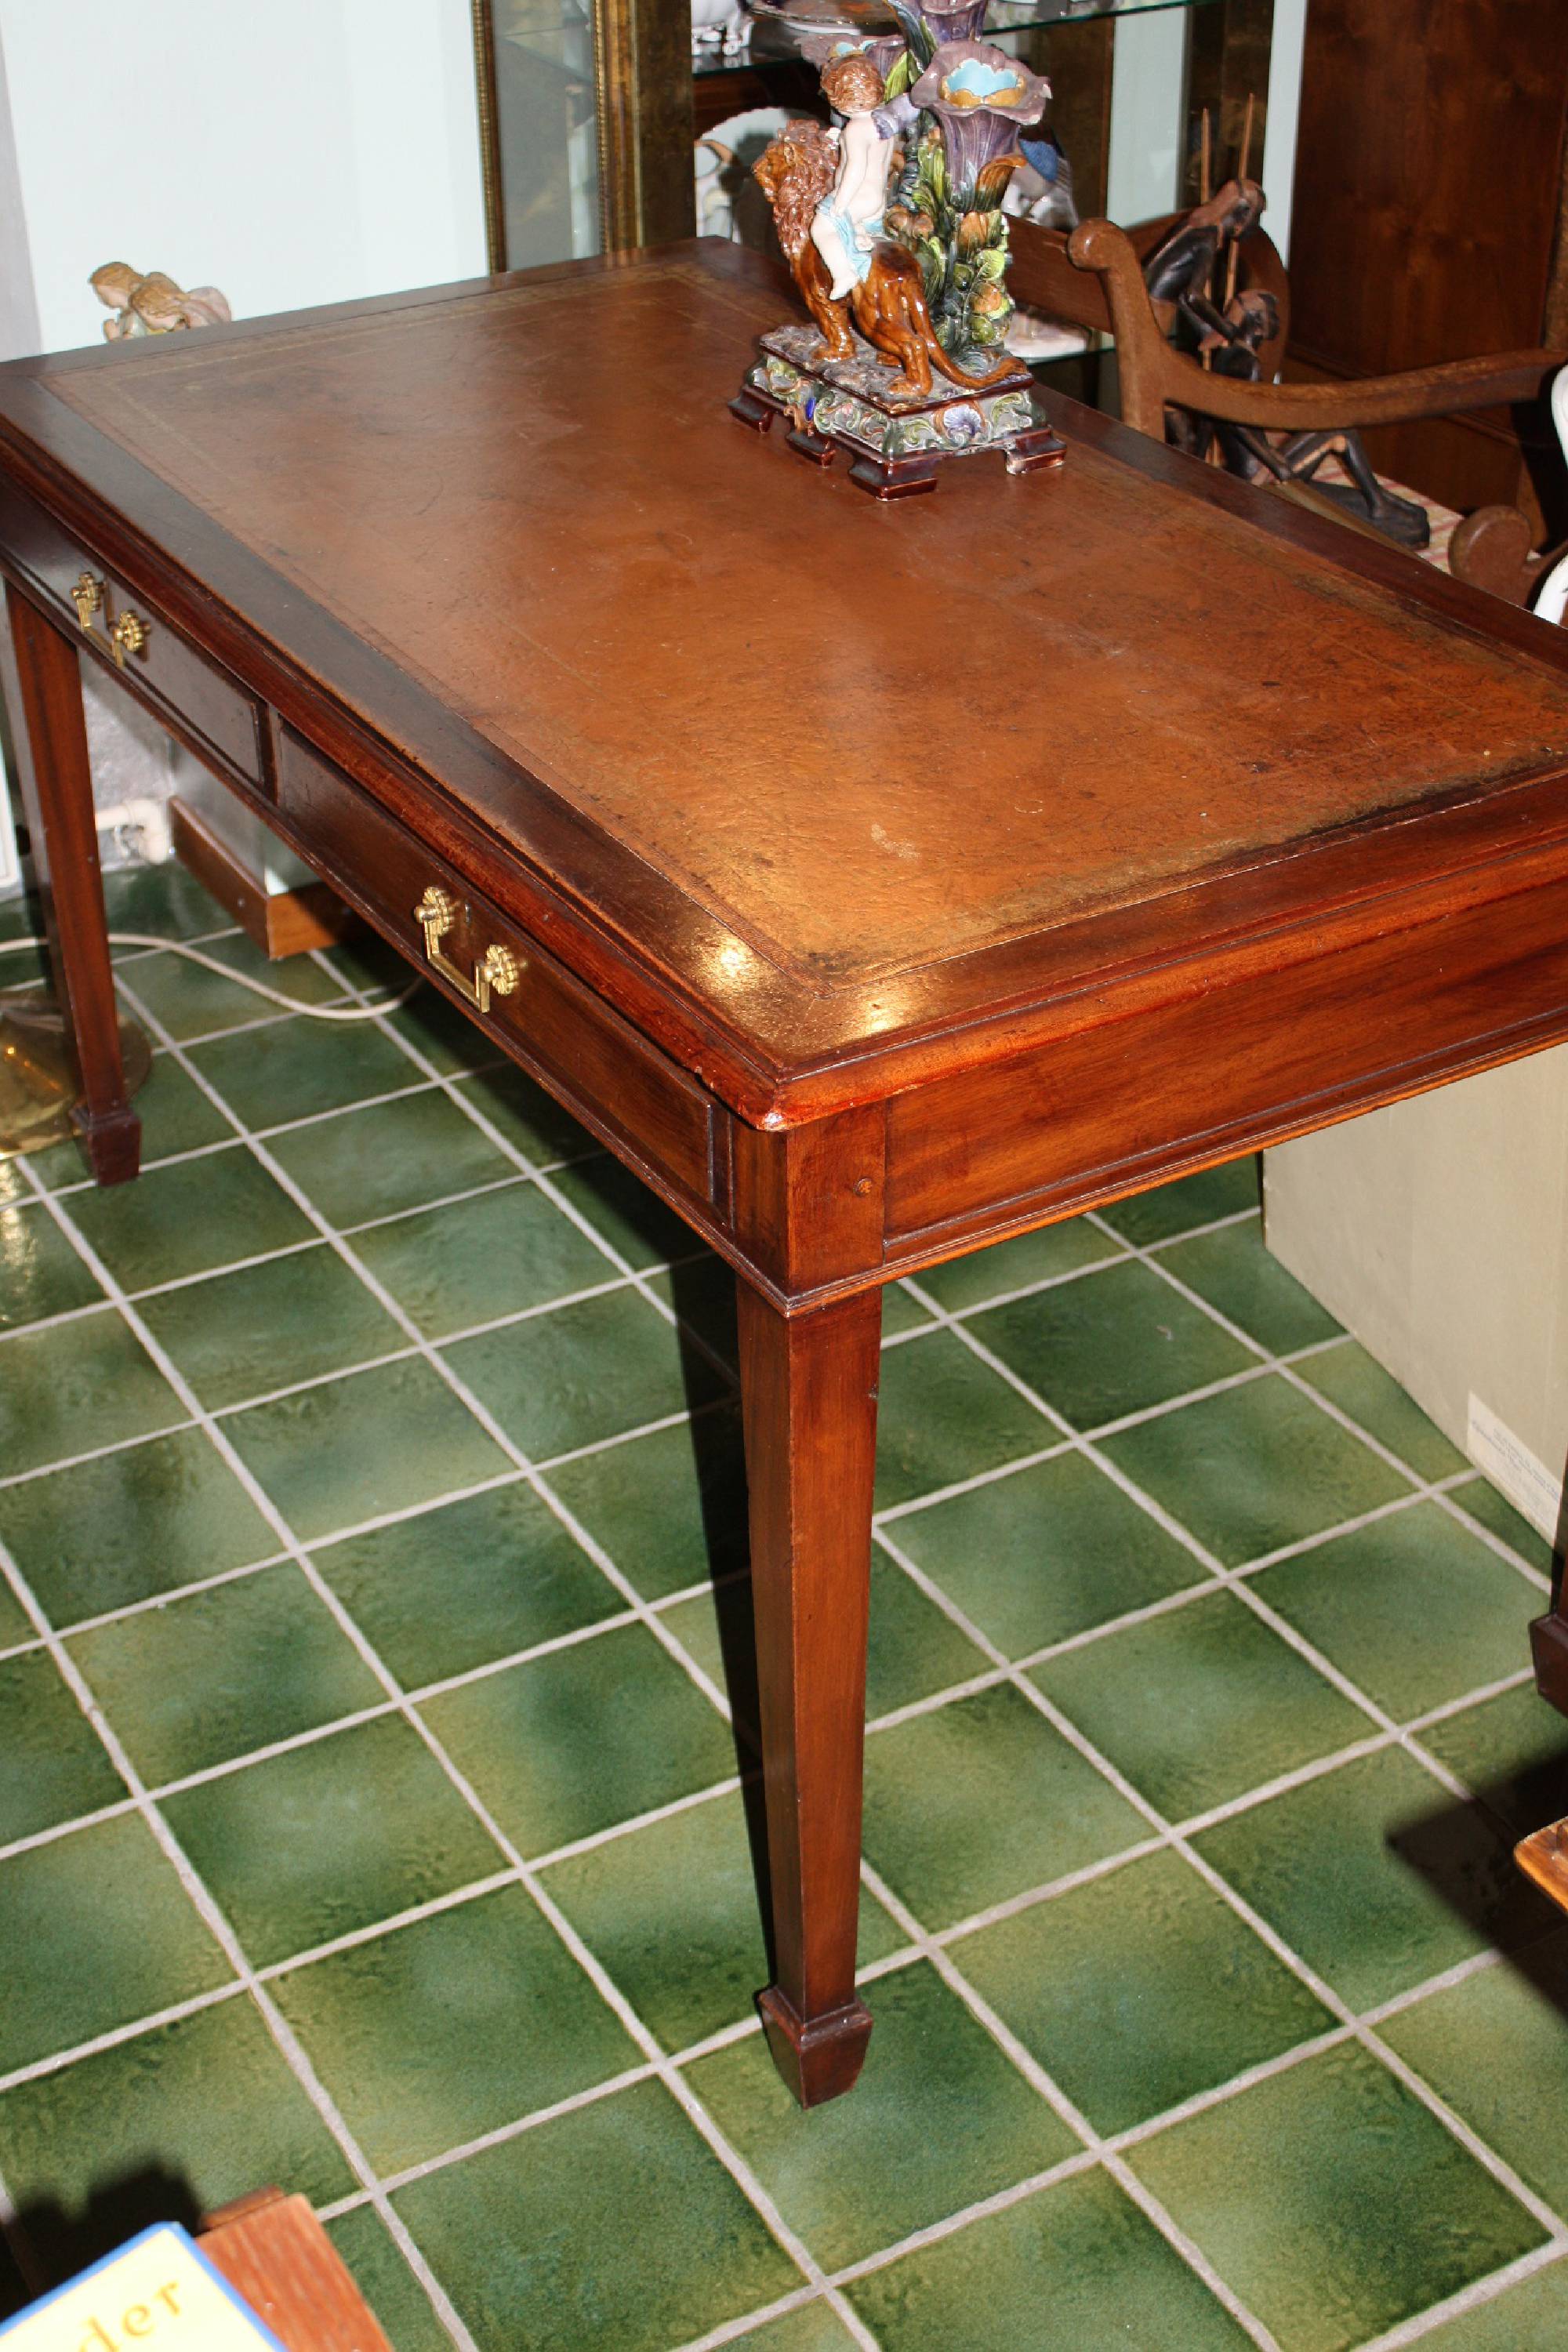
(1105, 6, 1191, 227)
(0, 1, 490, 881)
(0, 0, 488, 357)
(1266, 1054, 1568, 1541)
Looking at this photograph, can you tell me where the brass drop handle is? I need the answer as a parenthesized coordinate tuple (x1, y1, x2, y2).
(70, 571, 148, 669)
(111, 610, 148, 668)
(413, 885, 522, 1014)
(71, 572, 103, 633)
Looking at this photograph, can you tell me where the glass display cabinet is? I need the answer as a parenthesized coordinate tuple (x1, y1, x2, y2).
(470, 0, 1274, 278)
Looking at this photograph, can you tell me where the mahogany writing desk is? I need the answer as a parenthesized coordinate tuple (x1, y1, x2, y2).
(4, 242, 1568, 2108)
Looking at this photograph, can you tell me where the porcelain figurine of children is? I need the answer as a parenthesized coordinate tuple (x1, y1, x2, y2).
(810, 53, 894, 301)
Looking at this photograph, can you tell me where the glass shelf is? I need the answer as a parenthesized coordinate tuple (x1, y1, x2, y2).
(694, 0, 1220, 79)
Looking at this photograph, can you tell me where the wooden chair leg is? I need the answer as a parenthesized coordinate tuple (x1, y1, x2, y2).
(2, 584, 140, 1183)
(737, 1276, 882, 2107)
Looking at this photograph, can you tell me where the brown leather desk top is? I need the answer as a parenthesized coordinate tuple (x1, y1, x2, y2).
(8, 241, 1568, 1109)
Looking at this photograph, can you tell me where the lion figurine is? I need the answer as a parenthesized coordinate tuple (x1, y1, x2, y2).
(753, 112, 1016, 399)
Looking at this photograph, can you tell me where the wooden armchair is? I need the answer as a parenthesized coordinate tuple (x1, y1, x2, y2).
(1007, 213, 1564, 586)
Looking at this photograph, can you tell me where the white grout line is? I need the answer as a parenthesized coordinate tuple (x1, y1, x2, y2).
(0, 1525, 483, 2352)
(9, 1067, 873, 2350)
(11, 948, 1564, 2345)
(1354, 2241, 1568, 2350)
(852, 1857, 1285, 2350)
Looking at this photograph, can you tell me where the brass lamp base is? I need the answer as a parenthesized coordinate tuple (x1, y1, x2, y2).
(0, 993, 152, 1158)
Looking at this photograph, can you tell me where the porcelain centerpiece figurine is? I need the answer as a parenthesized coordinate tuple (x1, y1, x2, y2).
(729, 25, 1064, 499)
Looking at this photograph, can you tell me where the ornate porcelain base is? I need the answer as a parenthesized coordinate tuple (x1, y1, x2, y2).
(729, 322, 1066, 499)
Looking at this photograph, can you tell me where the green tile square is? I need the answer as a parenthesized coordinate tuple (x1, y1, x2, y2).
(1100, 1159, 1260, 1245)
(1127, 2043, 1546, 2352)
(138, 1245, 406, 1410)
(103, 862, 232, 941)
(161, 1716, 505, 1966)
(267, 1087, 516, 1229)
(451, 1062, 596, 1167)
(220, 1357, 510, 1542)
(953, 1847, 1334, 2136)
(546, 1412, 747, 1602)
(0, 1311, 183, 1478)
(970, 1259, 1258, 1432)
(1450, 1477, 1556, 1576)
(910, 1218, 1128, 1317)
(1420, 1685, 1568, 1841)
(351, 1184, 612, 1339)
(0, 1428, 276, 1628)
(0, 1203, 103, 1330)
(325, 2211, 452, 2352)
(421, 1621, 735, 1859)
(1102, 1374, 1415, 1567)
(65, 1147, 315, 1291)
(1296, 1340, 1468, 1482)
(550, 1155, 698, 1271)
(648, 1251, 741, 1371)
(391, 2078, 800, 2352)
(874, 1330, 1054, 1510)
(1194, 1747, 1545, 2012)
(272, 1882, 640, 2172)
(0, 1577, 32, 1653)
(662, 1554, 985, 1740)
(1033, 1590, 1372, 1822)
(1380, 1938, 1568, 2213)
(0, 1996, 355, 2274)
(0, 1651, 124, 1842)
(1250, 1502, 1540, 1723)
(1413, 2259, 1568, 2349)
(189, 1017, 420, 1131)
(880, 1283, 934, 1337)
(129, 1058, 238, 1165)
(1156, 1218, 1342, 1355)
(847, 2166, 1254, 2351)
(442, 1287, 724, 1464)
(889, 1450, 1206, 1660)
(312, 1481, 621, 1687)
(0, 1815, 230, 2071)
(386, 989, 495, 1077)
(863, 1684, 1146, 1929)
(543, 1787, 906, 2053)
(689, 1961, 1076, 2270)
(120, 935, 350, 1042)
(67, 1563, 383, 1786)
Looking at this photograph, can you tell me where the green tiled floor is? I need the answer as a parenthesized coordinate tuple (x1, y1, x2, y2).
(1, 866, 1566, 2352)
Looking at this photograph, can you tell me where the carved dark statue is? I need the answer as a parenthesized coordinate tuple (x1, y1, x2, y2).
(1143, 180, 1431, 549)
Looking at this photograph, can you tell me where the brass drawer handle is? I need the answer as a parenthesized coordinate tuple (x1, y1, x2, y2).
(71, 571, 103, 633)
(414, 885, 522, 1013)
(70, 571, 149, 668)
(111, 610, 148, 668)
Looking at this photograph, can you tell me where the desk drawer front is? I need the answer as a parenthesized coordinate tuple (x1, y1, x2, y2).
(275, 728, 713, 1202)
(0, 474, 265, 787)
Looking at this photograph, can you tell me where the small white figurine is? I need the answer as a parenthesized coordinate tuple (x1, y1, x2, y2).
(809, 53, 894, 300)
(691, 0, 749, 55)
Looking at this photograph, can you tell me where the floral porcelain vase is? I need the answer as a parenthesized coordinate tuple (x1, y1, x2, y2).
(877, 5, 1050, 362)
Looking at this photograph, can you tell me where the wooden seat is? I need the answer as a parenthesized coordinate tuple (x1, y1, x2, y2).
(1007, 213, 1563, 591)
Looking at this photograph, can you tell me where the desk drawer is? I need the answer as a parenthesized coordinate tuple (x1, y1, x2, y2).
(275, 728, 714, 1201)
(0, 474, 265, 788)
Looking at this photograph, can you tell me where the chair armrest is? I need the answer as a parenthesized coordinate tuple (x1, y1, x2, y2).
(1067, 217, 1564, 438)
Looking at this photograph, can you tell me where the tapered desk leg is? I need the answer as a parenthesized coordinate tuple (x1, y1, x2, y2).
(2, 586, 139, 1183)
(737, 1277, 882, 2107)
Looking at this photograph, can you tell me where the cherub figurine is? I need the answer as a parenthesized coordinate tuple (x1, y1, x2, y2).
(810, 53, 895, 300)
(89, 263, 232, 340)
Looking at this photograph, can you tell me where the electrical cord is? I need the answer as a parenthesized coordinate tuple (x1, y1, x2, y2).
(0, 931, 421, 1022)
